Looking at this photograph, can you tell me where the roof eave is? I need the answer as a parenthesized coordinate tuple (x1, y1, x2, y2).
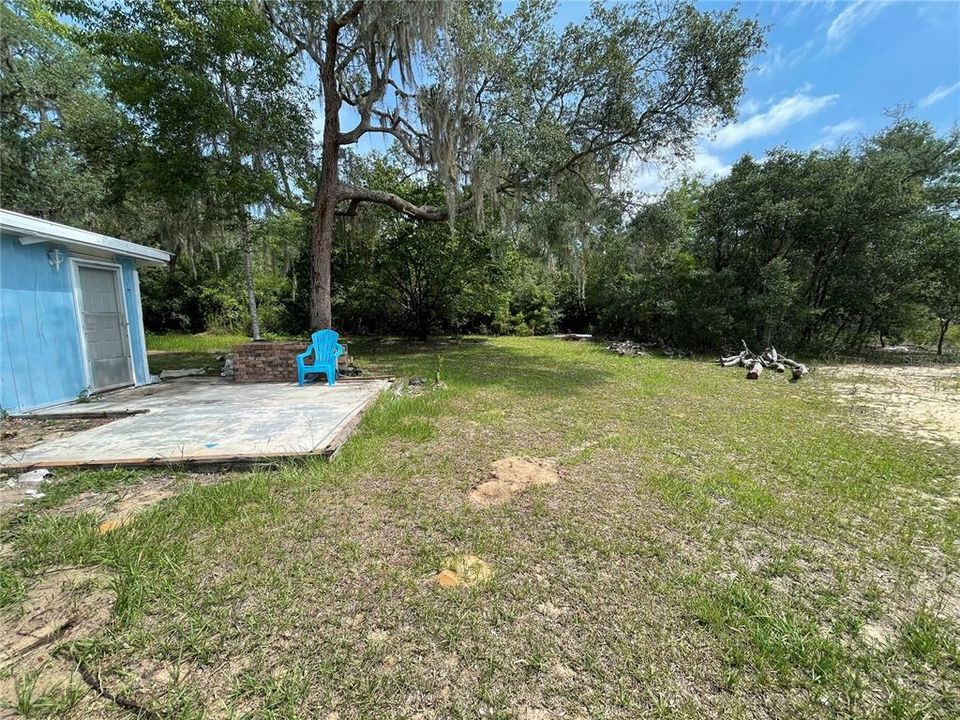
(1, 208, 171, 266)
(13, 230, 171, 266)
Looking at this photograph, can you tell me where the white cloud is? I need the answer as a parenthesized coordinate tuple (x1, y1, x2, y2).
(822, 119, 861, 136)
(813, 119, 861, 149)
(918, 81, 960, 108)
(783, 0, 837, 27)
(826, 0, 890, 53)
(624, 163, 669, 196)
(687, 147, 732, 179)
(712, 91, 839, 149)
(619, 146, 731, 198)
(753, 42, 814, 78)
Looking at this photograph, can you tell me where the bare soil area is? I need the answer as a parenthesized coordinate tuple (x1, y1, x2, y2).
(1, 416, 113, 456)
(0, 566, 115, 712)
(822, 363, 960, 445)
(62, 479, 182, 533)
(468, 456, 561, 506)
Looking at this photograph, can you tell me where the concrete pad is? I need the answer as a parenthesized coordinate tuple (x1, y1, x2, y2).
(1, 379, 388, 469)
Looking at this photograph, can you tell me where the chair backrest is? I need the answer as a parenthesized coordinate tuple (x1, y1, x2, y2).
(311, 329, 340, 360)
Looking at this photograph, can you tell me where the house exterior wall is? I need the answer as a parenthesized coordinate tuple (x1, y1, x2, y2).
(0, 232, 152, 412)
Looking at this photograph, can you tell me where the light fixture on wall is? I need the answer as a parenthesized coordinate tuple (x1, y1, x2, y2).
(47, 247, 64, 271)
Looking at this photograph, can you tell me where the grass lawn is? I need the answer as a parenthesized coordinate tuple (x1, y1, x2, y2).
(2, 336, 958, 719)
(146, 333, 258, 354)
(144, 333, 256, 376)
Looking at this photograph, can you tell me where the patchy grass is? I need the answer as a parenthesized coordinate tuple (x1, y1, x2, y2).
(145, 350, 225, 376)
(145, 333, 251, 377)
(900, 607, 960, 666)
(0, 564, 23, 608)
(0, 470, 158, 552)
(2, 336, 958, 718)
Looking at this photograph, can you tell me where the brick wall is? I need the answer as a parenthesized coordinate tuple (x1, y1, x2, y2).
(233, 341, 348, 383)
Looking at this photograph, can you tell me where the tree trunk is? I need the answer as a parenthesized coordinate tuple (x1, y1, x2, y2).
(309, 173, 336, 329)
(937, 318, 950, 356)
(243, 220, 261, 341)
(307, 18, 344, 330)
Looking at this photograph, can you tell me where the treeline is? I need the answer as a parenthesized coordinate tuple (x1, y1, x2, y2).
(584, 122, 960, 353)
(3, 2, 958, 353)
(327, 121, 960, 354)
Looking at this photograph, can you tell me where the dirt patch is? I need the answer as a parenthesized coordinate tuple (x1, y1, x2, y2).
(1, 473, 184, 525)
(0, 416, 114, 456)
(822, 364, 960, 445)
(0, 567, 115, 705)
(0, 565, 190, 715)
(435, 555, 493, 588)
(861, 620, 896, 649)
(114, 656, 196, 710)
(56, 478, 183, 533)
(97, 485, 179, 533)
(468, 456, 561, 506)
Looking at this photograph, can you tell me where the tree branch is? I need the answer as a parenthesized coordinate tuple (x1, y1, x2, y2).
(338, 184, 449, 221)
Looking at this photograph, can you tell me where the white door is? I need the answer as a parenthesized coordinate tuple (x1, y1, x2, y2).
(77, 265, 133, 391)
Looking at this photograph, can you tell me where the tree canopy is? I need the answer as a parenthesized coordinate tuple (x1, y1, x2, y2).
(3, 1, 957, 355)
(258, 0, 763, 326)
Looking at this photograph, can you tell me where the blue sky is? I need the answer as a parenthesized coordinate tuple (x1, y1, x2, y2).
(591, 0, 960, 192)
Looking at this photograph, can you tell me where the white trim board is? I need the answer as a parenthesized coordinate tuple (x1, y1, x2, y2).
(1, 208, 170, 266)
(132, 268, 151, 382)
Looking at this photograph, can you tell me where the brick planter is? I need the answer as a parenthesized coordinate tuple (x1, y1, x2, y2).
(233, 340, 349, 383)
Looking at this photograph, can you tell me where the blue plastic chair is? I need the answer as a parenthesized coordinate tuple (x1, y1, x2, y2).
(296, 329, 344, 386)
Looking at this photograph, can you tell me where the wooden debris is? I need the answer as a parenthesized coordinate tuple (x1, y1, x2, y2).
(718, 341, 809, 381)
(606, 340, 650, 357)
(780, 356, 809, 379)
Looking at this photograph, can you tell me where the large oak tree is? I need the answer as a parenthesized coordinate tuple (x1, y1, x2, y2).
(261, 0, 764, 328)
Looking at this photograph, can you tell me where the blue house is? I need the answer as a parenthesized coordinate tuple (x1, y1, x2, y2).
(0, 209, 171, 413)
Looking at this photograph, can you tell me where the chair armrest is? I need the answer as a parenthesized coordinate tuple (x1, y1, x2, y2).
(296, 347, 314, 362)
(334, 343, 344, 358)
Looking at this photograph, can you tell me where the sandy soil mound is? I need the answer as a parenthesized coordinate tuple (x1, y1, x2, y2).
(1, 567, 114, 705)
(822, 364, 960, 445)
(436, 555, 493, 588)
(469, 456, 560, 506)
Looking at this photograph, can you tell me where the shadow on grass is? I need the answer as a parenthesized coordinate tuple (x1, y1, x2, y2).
(349, 336, 613, 398)
(147, 351, 223, 376)
(144, 334, 612, 399)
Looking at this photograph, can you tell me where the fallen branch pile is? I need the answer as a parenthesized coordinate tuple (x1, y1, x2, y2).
(719, 340, 809, 380)
(606, 340, 651, 357)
